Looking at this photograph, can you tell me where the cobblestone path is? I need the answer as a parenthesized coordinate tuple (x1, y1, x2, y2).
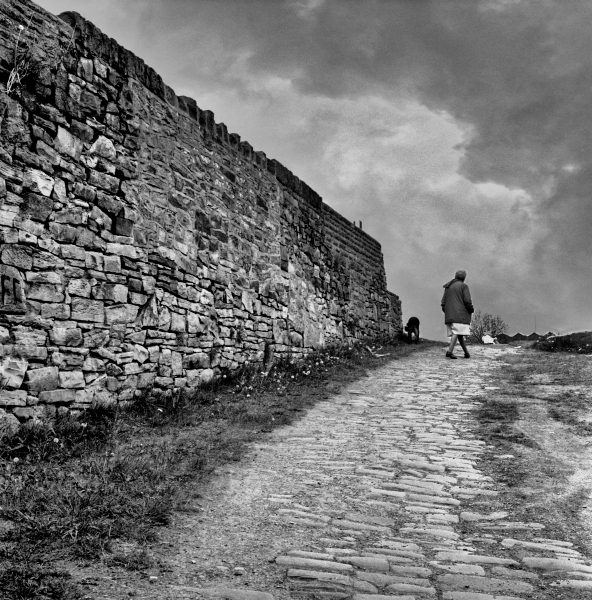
(185, 345, 592, 600)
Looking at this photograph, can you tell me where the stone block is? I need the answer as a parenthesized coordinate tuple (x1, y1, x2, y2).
(106, 363, 123, 377)
(88, 169, 119, 193)
(58, 371, 85, 389)
(80, 89, 102, 115)
(90, 135, 116, 160)
(158, 306, 171, 330)
(82, 357, 105, 371)
(137, 372, 156, 388)
(129, 292, 147, 305)
(104, 255, 121, 273)
(135, 296, 159, 327)
(60, 244, 86, 261)
(105, 303, 138, 324)
(0, 357, 28, 389)
(10, 345, 48, 360)
(187, 368, 215, 387)
(25, 366, 59, 392)
(75, 383, 114, 408)
(55, 126, 83, 160)
(124, 362, 142, 375)
(154, 376, 173, 388)
(142, 276, 156, 294)
(51, 352, 85, 370)
(26, 271, 61, 285)
(71, 298, 105, 323)
(23, 169, 54, 197)
(38, 389, 77, 404)
(0, 389, 27, 407)
(187, 312, 207, 334)
(114, 215, 133, 236)
(26, 283, 64, 303)
(36, 140, 60, 164)
(158, 365, 172, 377)
(12, 406, 38, 421)
(13, 326, 47, 347)
(21, 192, 54, 222)
(183, 352, 210, 370)
(96, 283, 128, 302)
(170, 312, 186, 332)
(67, 278, 92, 298)
(85, 252, 104, 271)
(76, 228, 107, 251)
(0, 409, 20, 434)
(49, 327, 83, 347)
(133, 345, 149, 363)
(55, 208, 86, 226)
(106, 243, 137, 259)
(106, 376, 119, 391)
(1, 244, 33, 270)
(126, 330, 146, 344)
(50, 222, 77, 242)
(83, 329, 110, 349)
(172, 351, 183, 376)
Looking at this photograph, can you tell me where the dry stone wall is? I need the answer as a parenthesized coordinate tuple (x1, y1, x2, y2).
(0, 0, 401, 427)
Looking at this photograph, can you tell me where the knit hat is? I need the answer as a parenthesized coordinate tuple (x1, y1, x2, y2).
(455, 270, 467, 281)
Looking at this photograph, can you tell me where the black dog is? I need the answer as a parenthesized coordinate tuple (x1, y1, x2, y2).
(404, 317, 420, 344)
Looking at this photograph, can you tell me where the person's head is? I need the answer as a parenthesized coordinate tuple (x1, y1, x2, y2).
(455, 269, 467, 281)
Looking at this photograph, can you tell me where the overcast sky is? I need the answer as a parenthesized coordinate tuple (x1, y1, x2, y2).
(35, 0, 592, 340)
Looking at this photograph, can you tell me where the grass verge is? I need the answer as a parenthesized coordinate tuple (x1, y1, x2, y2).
(473, 347, 592, 564)
(0, 339, 431, 599)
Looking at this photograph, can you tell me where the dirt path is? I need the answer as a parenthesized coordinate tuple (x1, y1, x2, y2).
(78, 345, 592, 600)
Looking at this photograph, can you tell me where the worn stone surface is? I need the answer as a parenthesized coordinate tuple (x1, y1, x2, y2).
(197, 589, 275, 600)
(56, 345, 592, 600)
(0, 0, 402, 421)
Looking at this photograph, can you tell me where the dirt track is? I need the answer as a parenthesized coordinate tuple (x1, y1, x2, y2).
(74, 345, 592, 600)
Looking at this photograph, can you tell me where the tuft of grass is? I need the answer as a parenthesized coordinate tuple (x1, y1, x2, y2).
(0, 549, 82, 600)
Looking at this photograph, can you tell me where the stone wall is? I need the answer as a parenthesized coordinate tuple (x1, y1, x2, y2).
(0, 0, 402, 426)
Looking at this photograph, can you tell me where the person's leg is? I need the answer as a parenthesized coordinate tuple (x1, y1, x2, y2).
(458, 335, 470, 357)
(448, 334, 458, 354)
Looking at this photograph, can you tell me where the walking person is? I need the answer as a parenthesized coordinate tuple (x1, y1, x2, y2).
(441, 269, 474, 359)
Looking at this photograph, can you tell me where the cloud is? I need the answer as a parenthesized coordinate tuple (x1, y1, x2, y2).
(35, 0, 592, 336)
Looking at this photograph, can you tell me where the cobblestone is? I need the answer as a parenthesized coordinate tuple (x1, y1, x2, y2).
(170, 345, 592, 600)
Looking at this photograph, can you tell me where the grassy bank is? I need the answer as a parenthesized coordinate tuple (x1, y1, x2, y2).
(474, 347, 592, 565)
(0, 339, 430, 599)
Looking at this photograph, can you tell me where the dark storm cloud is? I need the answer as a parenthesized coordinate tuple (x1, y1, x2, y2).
(35, 0, 592, 335)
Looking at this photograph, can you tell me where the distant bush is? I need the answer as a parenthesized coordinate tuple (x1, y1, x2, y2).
(469, 311, 508, 343)
(536, 331, 592, 354)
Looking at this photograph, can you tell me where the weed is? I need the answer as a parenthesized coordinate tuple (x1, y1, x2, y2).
(4, 19, 38, 99)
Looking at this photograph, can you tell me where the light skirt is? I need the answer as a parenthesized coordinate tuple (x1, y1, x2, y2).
(446, 323, 471, 337)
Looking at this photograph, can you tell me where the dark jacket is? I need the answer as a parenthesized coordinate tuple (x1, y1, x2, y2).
(441, 279, 474, 325)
